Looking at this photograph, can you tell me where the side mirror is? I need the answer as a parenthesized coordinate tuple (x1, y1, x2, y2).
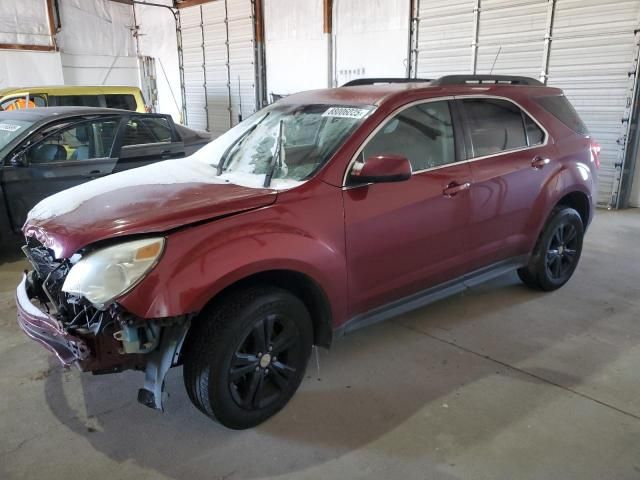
(350, 154, 412, 184)
(10, 150, 27, 166)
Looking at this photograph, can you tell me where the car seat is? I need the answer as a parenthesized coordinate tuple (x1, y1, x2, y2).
(70, 125, 91, 161)
(30, 143, 67, 163)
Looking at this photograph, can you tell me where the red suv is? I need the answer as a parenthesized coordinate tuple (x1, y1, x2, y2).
(16, 75, 598, 429)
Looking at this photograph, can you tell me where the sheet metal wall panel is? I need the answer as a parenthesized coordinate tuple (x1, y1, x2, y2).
(475, 0, 547, 78)
(416, 0, 475, 78)
(181, 1, 257, 137)
(548, 0, 640, 205)
(180, 7, 208, 130)
(334, 0, 410, 85)
(227, 0, 257, 127)
(203, 1, 231, 138)
(263, 0, 327, 95)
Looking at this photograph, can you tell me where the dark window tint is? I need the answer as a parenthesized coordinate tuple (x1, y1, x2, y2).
(122, 117, 172, 146)
(54, 95, 101, 108)
(524, 115, 544, 146)
(28, 119, 119, 163)
(105, 94, 137, 111)
(536, 95, 588, 135)
(363, 101, 456, 171)
(462, 98, 527, 157)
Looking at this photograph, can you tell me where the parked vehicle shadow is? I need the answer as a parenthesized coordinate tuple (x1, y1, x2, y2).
(41, 270, 632, 479)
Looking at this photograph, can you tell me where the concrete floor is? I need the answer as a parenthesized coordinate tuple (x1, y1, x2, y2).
(1, 210, 640, 480)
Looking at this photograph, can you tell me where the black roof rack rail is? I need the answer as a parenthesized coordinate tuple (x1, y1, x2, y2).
(342, 77, 431, 87)
(431, 75, 544, 86)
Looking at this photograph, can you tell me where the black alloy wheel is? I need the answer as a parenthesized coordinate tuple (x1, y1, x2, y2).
(518, 206, 584, 291)
(545, 222, 579, 280)
(229, 313, 302, 410)
(182, 285, 312, 429)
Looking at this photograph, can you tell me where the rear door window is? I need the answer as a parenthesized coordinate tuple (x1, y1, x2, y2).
(461, 98, 530, 157)
(535, 95, 589, 135)
(105, 94, 137, 111)
(54, 95, 101, 108)
(121, 116, 173, 146)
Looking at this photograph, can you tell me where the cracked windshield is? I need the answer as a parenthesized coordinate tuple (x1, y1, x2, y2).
(217, 103, 374, 187)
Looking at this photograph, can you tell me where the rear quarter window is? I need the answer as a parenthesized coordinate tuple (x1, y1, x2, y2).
(105, 94, 137, 111)
(535, 95, 589, 135)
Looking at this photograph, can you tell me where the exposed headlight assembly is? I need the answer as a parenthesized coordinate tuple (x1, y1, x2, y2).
(62, 238, 165, 309)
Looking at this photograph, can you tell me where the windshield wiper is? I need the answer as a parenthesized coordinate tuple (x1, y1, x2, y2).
(217, 112, 270, 175)
(263, 119, 285, 188)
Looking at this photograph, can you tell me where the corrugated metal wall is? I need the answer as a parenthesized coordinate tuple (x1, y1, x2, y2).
(180, 6, 207, 130)
(546, 0, 640, 206)
(414, 0, 640, 207)
(416, 0, 475, 77)
(180, 0, 258, 137)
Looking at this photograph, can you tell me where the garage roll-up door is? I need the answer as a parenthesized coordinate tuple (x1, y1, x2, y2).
(546, 0, 640, 207)
(180, 0, 258, 137)
(416, 0, 475, 77)
(180, 6, 207, 131)
(414, 0, 640, 207)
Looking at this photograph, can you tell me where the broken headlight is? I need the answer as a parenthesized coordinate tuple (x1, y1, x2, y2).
(62, 238, 165, 309)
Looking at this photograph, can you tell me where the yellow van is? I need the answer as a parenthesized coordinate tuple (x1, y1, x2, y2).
(0, 85, 146, 112)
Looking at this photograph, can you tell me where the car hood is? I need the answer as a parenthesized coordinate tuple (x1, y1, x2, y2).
(23, 159, 279, 259)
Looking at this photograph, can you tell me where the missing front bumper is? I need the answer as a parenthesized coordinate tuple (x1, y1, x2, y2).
(16, 274, 90, 366)
(16, 273, 191, 411)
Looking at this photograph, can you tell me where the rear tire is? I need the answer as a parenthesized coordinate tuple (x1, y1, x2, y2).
(518, 206, 584, 291)
(182, 285, 313, 429)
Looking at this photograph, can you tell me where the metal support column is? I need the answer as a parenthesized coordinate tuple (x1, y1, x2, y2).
(199, 6, 210, 131)
(223, 0, 233, 126)
(471, 0, 480, 74)
(407, 0, 420, 78)
(252, 0, 267, 108)
(324, 0, 334, 88)
(539, 0, 556, 84)
(614, 29, 640, 208)
(175, 10, 188, 124)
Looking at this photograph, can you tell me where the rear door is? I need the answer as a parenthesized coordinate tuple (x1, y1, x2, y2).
(343, 99, 473, 316)
(458, 96, 556, 269)
(2, 117, 121, 230)
(112, 115, 185, 173)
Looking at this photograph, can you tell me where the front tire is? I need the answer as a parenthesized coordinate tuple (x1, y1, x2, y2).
(182, 286, 313, 429)
(518, 206, 584, 291)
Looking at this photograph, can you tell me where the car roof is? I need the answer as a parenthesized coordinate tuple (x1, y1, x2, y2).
(0, 106, 134, 122)
(0, 85, 142, 96)
(279, 80, 562, 108)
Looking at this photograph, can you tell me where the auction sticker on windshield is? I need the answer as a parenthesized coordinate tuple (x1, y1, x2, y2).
(322, 107, 369, 119)
(0, 122, 23, 132)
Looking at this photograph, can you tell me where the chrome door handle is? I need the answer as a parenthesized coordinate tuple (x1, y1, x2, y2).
(532, 156, 550, 169)
(443, 182, 471, 197)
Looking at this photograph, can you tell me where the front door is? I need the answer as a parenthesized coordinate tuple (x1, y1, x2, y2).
(343, 100, 473, 316)
(2, 117, 121, 230)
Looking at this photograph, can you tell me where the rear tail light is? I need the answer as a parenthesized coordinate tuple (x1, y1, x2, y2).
(590, 141, 601, 169)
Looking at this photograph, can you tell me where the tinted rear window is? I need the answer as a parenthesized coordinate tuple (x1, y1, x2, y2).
(461, 98, 528, 157)
(535, 95, 588, 135)
(54, 95, 101, 107)
(105, 94, 137, 111)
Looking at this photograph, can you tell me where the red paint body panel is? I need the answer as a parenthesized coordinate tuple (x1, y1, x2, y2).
(118, 180, 350, 324)
(343, 163, 473, 316)
(23, 183, 276, 259)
